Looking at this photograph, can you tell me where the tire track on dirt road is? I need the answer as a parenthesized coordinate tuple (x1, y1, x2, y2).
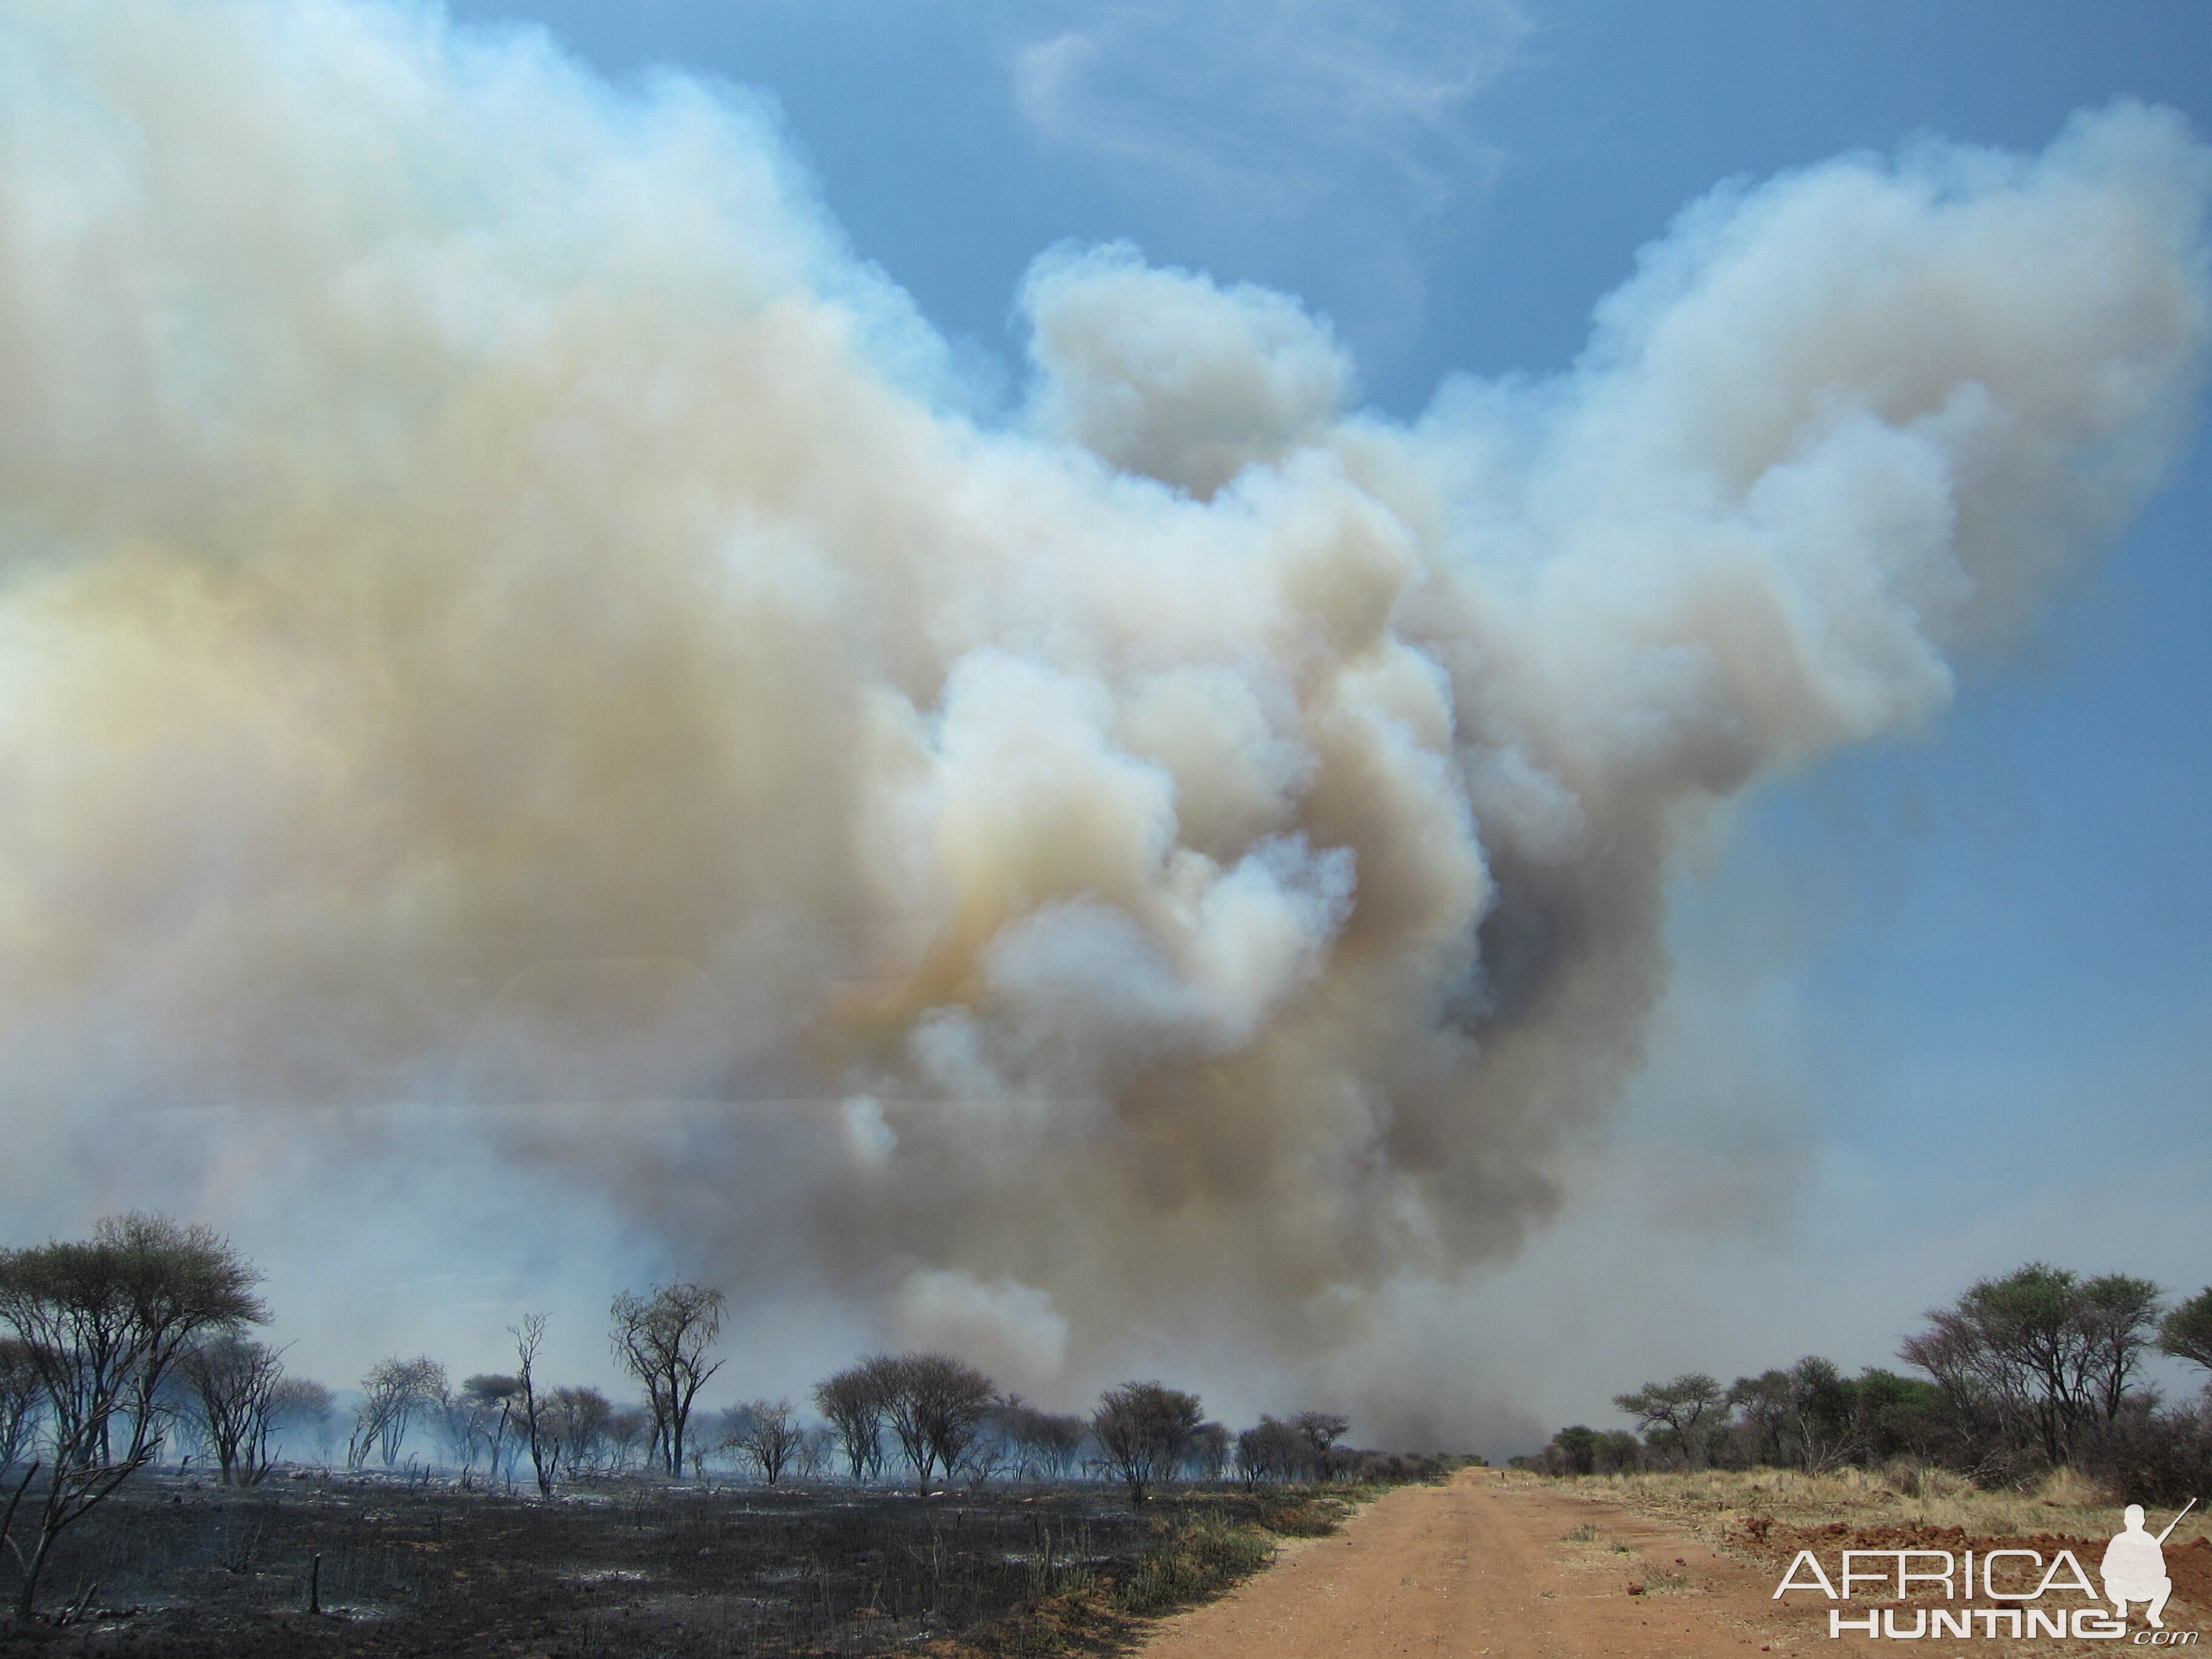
(1138, 1469, 1794, 1659)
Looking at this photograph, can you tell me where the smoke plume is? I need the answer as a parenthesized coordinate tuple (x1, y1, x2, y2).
(0, 0, 2205, 1427)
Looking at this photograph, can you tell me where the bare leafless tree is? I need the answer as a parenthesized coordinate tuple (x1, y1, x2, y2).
(1001, 1404, 1087, 1480)
(447, 1374, 519, 1485)
(177, 1335, 287, 1486)
(1187, 1420, 1233, 1482)
(0, 1340, 39, 1475)
(604, 1405, 649, 1473)
(266, 1376, 334, 1466)
(794, 1423, 836, 1481)
(814, 1363, 887, 1483)
(347, 1355, 447, 1469)
(0, 1213, 266, 1631)
(1291, 1410, 1352, 1480)
(1235, 1415, 1302, 1483)
(956, 1395, 1044, 1487)
(957, 1424, 1014, 1488)
(1091, 1381, 1202, 1506)
(868, 1353, 994, 1496)
(728, 1398, 800, 1485)
(609, 1284, 725, 1478)
(546, 1386, 612, 1474)
(511, 1314, 561, 1499)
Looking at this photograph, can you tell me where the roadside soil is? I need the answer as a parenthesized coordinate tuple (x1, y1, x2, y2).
(1136, 1468, 2204, 1658)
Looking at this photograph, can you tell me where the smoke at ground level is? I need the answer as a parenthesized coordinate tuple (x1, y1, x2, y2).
(0, 1, 2205, 1435)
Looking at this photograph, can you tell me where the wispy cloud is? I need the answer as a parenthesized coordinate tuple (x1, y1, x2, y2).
(1001, 0, 1527, 354)
(1009, 1, 1525, 212)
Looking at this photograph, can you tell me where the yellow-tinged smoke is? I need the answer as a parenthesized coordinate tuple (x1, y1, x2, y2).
(0, 1, 2205, 1401)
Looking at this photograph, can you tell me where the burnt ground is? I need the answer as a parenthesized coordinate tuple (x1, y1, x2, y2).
(1, 1468, 1198, 1657)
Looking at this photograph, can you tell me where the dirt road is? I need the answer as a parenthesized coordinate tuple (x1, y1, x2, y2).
(1139, 1469, 1797, 1659)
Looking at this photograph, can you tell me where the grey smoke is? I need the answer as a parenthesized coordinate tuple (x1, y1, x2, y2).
(0, 1, 2204, 1427)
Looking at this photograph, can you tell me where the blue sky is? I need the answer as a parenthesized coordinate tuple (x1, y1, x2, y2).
(441, 2, 2210, 399)
(412, 0, 2212, 1427)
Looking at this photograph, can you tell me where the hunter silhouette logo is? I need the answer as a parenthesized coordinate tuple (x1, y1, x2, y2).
(2104, 1500, 2194, 1631)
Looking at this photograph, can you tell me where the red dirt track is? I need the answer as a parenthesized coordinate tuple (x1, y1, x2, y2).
(1136, 1469, 2205, 1658)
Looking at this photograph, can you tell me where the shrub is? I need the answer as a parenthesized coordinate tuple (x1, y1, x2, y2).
(1256, 1495, 1344, 1536)
(1117, 1516, 1276, 1617)
(2074, 1401, 2212, 1506)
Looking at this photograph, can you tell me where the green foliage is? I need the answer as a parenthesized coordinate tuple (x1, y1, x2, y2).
(1900, 1261, 2165, 1467)
(1536, 1423, 1641, 1475)
(1546, 1260, 2191, 1496)
(1614, 1373, 1726, 1433)
(1550, 1424, 1602, 1474)
(2159, 1286, 2212, 1373)
(1847, 1367, 1946, 1460)
(1613, 1373, 1728, 1466)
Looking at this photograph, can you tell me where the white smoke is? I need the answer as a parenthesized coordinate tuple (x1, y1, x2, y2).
(0, 0, 2204, 1433)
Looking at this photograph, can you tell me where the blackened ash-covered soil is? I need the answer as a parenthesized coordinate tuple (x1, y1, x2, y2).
(8, 1470, 1187, 1656)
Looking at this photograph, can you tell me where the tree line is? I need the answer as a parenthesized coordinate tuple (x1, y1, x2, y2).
(1526, 1262, 2212, 1501)
(0, 1213, 1420, 1631)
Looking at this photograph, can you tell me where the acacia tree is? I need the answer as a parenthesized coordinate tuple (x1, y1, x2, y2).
(1092, 1381, 1203, 1506)
(1778, 1356, 1857, 1470)
(266, 1376, 335, 1466)
(347, 1356, 447, 1469)
(1022, 1409, 1088, 1480)
(729, 1398, 800, 1485)
(868, 1353, 994, 1495)
(546, 1386, 613, 1474)
(992, 1400, 1087, 1482)
(0, 1213, 266, 1630)
(1726, 1370, 1794, 1466)
(1236, 1415, 1303, 1484)
(1899, 1264, 2163, 1466)
(609, 1284, 725, 1477)
(814, 1363, 887, 1482)
(2161, 1287, 2212, 1376)
(0, 1341, 38, 1475)
(1718, 1363, 1874, 1470)
(955, 1404, 1018, 1487)
(178, 1335, 287, 1486)
(448, 1374, 520, 1484)
(1612, 1373, 1728, 1469)
(1292, 1411, 1351, 1479)
(2076, 1274, 2166, 1422)
(1187, 1421, 1233, 1481)
(603, 1405, 649, 1473)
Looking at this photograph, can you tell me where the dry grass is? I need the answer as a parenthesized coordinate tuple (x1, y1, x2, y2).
(962, 1487, 1368, 1655)
(1521, 1462, 2212, 1555)
(1114, 1515, 1280, 1617)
